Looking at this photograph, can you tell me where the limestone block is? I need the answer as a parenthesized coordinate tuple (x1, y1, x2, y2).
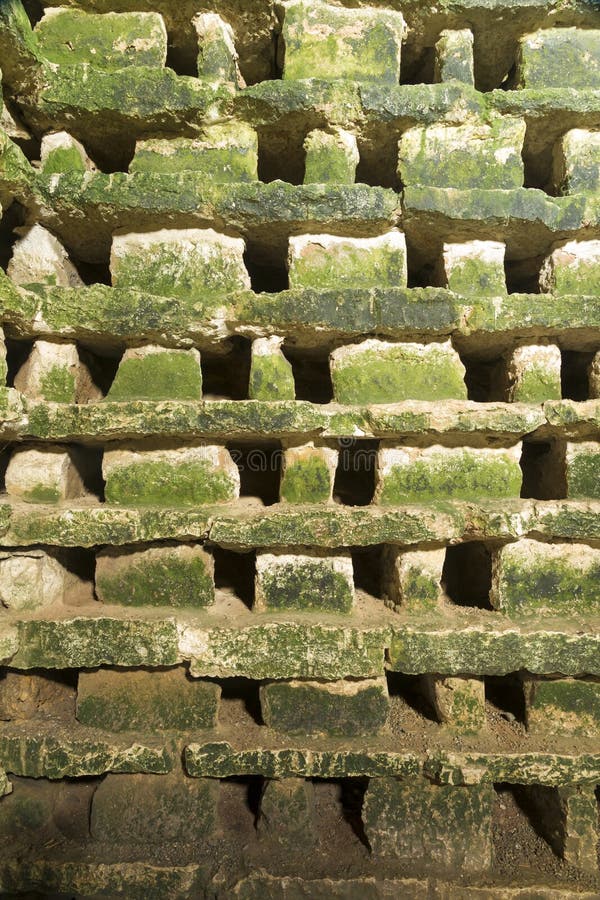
(553, 128, 600, 195)
(0, 328, 7, 385)
(589, 351, 600, 399)
(440, 241, 506, 296)
(14, 340, 100, 403)
(129, 124, 258, 181)
(524, 677, 600, 738)
(382, 547, 445, 613)
(434, 29, 474, 86)
(110, 228, 250, 299)
(260, 677, 389, 736)
(521, 784, 599, 873)
(194, 13, 244, 86)
(248, 336, 295, 401)
(95, 543, 215, 608)
(8, 225, 84, 289)
(0, 777, 94, 842)
(77, 667, 220, 732)
(0, 670, 74, 721)
(490, 538, 600, 616)
(398, 118, 525, 189)
(0, 550, 71, 612)
(34, 9, 168, 69)
(517, 28, 600, 90)
(330, 339, 467, 404)
(258, 778, 316, 848)
(106, 345, 202, 401)
(375, 444, 522, 504)
(90, 773, 219, 843)
(102, 444, 240, 506)
(424, 676, 485, 733)
(363, 776, 493, 871)
(502, 344, 562, 403)
(288, 231, 407, 291)
(303, 129, 359, 185)
(566, 441, 600, 499)
(280, 443, 337, 504)
(5, 446, 86, 504)
(255, 551, 354, 612)
(540, 240, 600, 294)
(279, 0, 405, 84)
(40, 131, 93, 175)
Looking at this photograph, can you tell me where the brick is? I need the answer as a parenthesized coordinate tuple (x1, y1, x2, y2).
(423, 676, 485, 733)
(7, 224, 84, 289)
(248, 336, 295, 401)
(280, 443, 337, 504)
(524, 676, 600, 738)
(5, 446, 86, 504)
(258, 778, 316, 848)
(501, 344, 562, 403)
(0, 550, 74, 612)
(517, 28, 600, 90)
(106, 346, 202, 402)
(303, 128, 359, 185)
(14, 340, 100, 403)
(382, 547, 445, 612)
(40, 132, 92, 176)
(440, 241, 506, 296)
(129, 124, 258, 181)
(194, 13, 244, 86)
(565, 441, 600, 499)
(288, 231, 407, 291)
(553, 128, 600, 195)
(434, 29, 474, 86)
(540, 240, 600, 295)
(255, 551, 354, 612)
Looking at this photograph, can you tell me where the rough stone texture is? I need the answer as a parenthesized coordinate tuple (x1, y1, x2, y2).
(280, 443, 337, 504)
(517, 28, 600, 89)
(0, 550, 72, 611)
(522, 784, 600, 873)
(248, 336, 295, 401)
(303, 129, 359, 185)
(524, 676, 600, 737)
(288, 231, 407, 291)
(553, 128, 600, 196)
(40, 131, 93, 175)
(435, 29, 474, 86)
(129, 124, 258, 181)
(194, 12, 244, 86)
(502, 344, 562, 403)
(5, 446, 86, 504)
(540, 240, 600, 295)
(440, 241, 506, 296)
(0, 670, 74, 721)
(258, 778, 316, 848)
(381, 546, 445, 612)
(565, 441, 600, 499)
(14, 340, 100, 403)
(106, 345, 202, 401)
(424, 675, 486, 733)
(589, 351, 600, 400)
(7, 225, 84, 289)
(255, 551, 354, 612)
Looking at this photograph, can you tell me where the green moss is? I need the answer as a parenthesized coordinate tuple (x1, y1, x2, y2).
(498, 555, 600, 616)
(39, 364, 76, 402)
(304, 143, 356, 184)
(290, 241, 405, 290)
(259, 561, 353, 613)
(129, 137, 258, 182)
(400, 569, 440, 611)
(106, 352, 202, 401)
(548, 263, 600, 295)
(248, 354, 295, 401)
(41, 147, 86, 175)
(511, 365, 561, 403)
(567, 450, 600, 499)
(260, 680, 389, 736)
(104, 460, 237, 506)
(280, 456, 332, 504)
(518, 30, 600, 90)
(446, 257, 506, 296)
(530, 679, 600, 724)
(22, 483, 61, 504)
(97, 553, 214, 608)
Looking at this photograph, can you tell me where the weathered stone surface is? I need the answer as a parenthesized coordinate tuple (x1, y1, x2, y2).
(260, 677, 389, 736)
(95, 543, 215, 609)
(440, 241, 506, 296)
(0, 775, 94, 842)
(502, 344, 562, 403)
(381, 547, 445, 612)
(589, 353, 600, 400)
(303, 128, 359, 185)
(424, 676, 485, 734)
(0, 550, 72, 612)
(517, 28, 600, 90)
(5, 446, 86, 504)
(106, 345, 202, 402)
(435, 29, 474, 86)
(77, 667, 220, 732)
(194, 12, 244, 86)
(524, 677, 600, 737)
(288, 231, 407, 291)
(129, 124, 258, 181)
(280, 443, 337, 504)
(553, 128, 600, 196)
(40, 131, 93, 175)
(522, 784, 600, 873)
(279, 0, 405, 84)
(7, 225, 84, 289)
(0, 670, 74, 720)
(540, 240, 600, 295)
(14, 340, 100, 403)
(255, 551, 354, 612)
(248, 336, 295, 401)
(565, 442, 600, 499)
(257, 778, 316, 848)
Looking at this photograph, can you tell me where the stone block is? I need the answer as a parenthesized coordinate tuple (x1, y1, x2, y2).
(255, 551, 354, 612)
(0, 328, 7, 385)
(248, 336, 295, 401)
(110, 228, 250, 299)
(524, 676, 600, 738)
(90, 772, 219, 843)
(106, 345, 202, 401)
(280, 443, 337, 504)
(0, 670, 74, 721)
(363, 776, 493, 872)
(8, 225, 84, 289)
(517, 28, 600, 90)
(589, 351, 600, 399)
(76, 667, 220, 732)
(382, 547, 445, 612)
(14, 340, 100, 403)
(434, 29, 474, 86)
(95, 543, 215, 608)
(490, 538, 600, 616)
(375, 444, 522, 504)
(303, 128, 359, 184)
(40, 131, 93, 175)
(129, 123, 258, 181)
(194, 13, 244, 86)
(540, 240, 600, 295)
(5, 446, 86, 504)
(566, 441, 600, 499)
(260, 677, 389, 736)
(553, 128, 600, 195)
(288, 230, 407, 291)
(34, 9, 168, 69)
(258, 778, 316, 848)
(423, 675, 485, 733)
(520, 784, 599, 873)
(501, 343, 562, 403)
(0, 550, 73, 612)
(279, 0, 405, 84)
(330, 339, 467, 404)
(0, 776, 94, 842)
(102, 444, 240, 506)
(398, 118, 525, 189)
(440, 241, 506, 296)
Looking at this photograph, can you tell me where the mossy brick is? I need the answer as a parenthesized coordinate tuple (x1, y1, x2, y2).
(440, 241, 506, 296)
(424, 676, 485, 734)
(566, 442, 600, 499)
(280, 443, 337, 504)
(434, 30, 474, 86)
(398, 117, 525, 190)
(0, 550, 71, 612)
(375, 444, 522, 504)
(110, 228, 250, 299)
(279, 0, 405, 85)
(260, 677, 389, 737)
(102, 444, 240, 506)
(524, 677, 600, 738)
(77, 667, 220, 732)
(106, 346, 202, 402)
(258, 778, 316, 849)
(95, 543, 215, 609)
(381, 547, 445, 613)
(517, 28, 600, 90)
(40, 132, 91, 176)
(90, 772, 219, 844)
(248, 336, 295, 401)
(34, 9, 167, 69)
(363, 776, 493, 871)
(129, 124, 258, 181)
(194, 13, 244, 86)
(490, 538, 600, 617)
(503, 344, 562, 403)
(255, 551, 354, 613)
(330, 339, 466, 405)
(288, 231, 407, 291)
(540, 240, 600, 295)
(8, 225, 84, 289)
(303, 129, 359, 185)
(14, 340, 100, 403)
(553, 129, 600, 196)
(5, 446, 86, 504)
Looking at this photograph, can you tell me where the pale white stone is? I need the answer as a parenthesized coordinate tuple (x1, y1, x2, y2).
(553, 128, 600, 194)
(539, 239, 600, 293)
(7, 225, 84, 289)
(5, 446, 86, 503)
(14, 340, 101, 403)
(381, 546, 445, 610)
(252, 336, 284, 357)
(0, 550, 69, 611)
(434, 29, 474, 85)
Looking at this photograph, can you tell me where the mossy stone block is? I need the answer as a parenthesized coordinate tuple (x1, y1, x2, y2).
(258, 778, 316, 848)
(260, 677, 389, 736)
(435, 29, 474, 86)
(504, 344, 562, 403)
(525, 677, 600, 737)
(424, 675, 485, 734)
(248, 337, 295, 401)
(382, 547, 445, 612)
(566, 442, 600, 499)
(129, 124, 258, 181)
(280, 444, 337, 504)
(288, 231, 407, 291)
(524, 784, 600, 873)
(194, 13, 243, 86)
(303, 129, 359, 185)
(14, 340, 99, 404)
(77, 667, 220, 732)
(5, 446, 86, 505)
(441, 241, 506, 296)
(106, 346, 202, 401)
(540, 240, 600, 295)
(40, 132, 89, 176)
(517, 28, 600, 90)
(553, 129, 600, 196)
(255, 551, 354, 613)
